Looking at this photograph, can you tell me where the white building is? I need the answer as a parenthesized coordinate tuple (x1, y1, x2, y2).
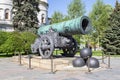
(0, 0, 49, 32)
(0, 0, 13, 32)
(38, 0, 49, 25)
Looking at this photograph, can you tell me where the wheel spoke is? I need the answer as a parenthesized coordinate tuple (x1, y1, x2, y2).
(39, 36, 54, 58)
(62, 37, 77, 57)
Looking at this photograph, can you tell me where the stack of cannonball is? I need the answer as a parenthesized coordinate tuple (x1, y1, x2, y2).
(72, 48, 99, 68)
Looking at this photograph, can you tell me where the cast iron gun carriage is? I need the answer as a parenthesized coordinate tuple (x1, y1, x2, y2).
(31, 16, 92, 58)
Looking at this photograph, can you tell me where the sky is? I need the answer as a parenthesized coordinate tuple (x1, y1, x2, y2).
(48, 0, 120, 17)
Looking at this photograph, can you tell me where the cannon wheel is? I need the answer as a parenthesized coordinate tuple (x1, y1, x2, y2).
(39, 35, 54, 59)
(62, 37, 77, 57)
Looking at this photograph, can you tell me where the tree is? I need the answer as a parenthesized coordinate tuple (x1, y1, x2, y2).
(67, 0, 86, 48)
(101, 1, 120, 55)
(21, 31, 37, 53)
(51, 11, 64, 24)
(0, 32, 23, 54)
(0, 31, 9, 53)
(67, 0, 85, 19)
(62, 15, 70, 21)
(0, 31, 37, 54)
(89, 0, 113, 50)
(0, 31, 9, 46)
(13, 0, 40, 33)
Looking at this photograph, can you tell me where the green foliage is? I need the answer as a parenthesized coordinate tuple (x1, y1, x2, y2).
(89, 0, 113, 48)
(0, 32, 23, 53)
(51, 11, 64, 24)
(67, 0, 86, 45)
(101, 1, 120, 55)
(13, 0, 40, 33)
(21, 31, 37, 51)
(0, 31, 37, 53)
(62, 15, 71, 22)
(0, 53, 13, 58)
(0, 31, 10, 52)
(92, 50, 102, 56)
(0, 31, 9, 45)
(51, 0, 86, 24)
(67, 0, 85, 19)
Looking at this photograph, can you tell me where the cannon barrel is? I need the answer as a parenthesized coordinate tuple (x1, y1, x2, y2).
(38, 16, 92, 35)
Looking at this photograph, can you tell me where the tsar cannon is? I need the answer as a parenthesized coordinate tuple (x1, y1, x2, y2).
(31, 16, 92, 58)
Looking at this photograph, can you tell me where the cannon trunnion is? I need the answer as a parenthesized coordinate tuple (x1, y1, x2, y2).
(31, 16, 92, 58)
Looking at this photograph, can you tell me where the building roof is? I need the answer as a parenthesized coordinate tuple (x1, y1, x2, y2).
(40, 0, 48, 4)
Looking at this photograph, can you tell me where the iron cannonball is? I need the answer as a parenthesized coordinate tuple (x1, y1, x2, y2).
(72, 57, 86, 67)
(80, 48, 92, 59)
(86, 57, 99, 68)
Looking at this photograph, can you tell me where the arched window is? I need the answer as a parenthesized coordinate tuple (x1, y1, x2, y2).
(41, 14, 45, 23)
(5, 9, 9, 20)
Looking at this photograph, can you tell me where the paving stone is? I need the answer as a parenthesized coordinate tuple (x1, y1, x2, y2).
(0, 57, 120, 80)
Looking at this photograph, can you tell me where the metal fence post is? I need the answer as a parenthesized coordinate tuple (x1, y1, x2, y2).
(107, 53, 111, 69)
(102, 52, 105, 64)
(87, 57, 91, 73)
(28, 54, 32, 70)
(19, 53, 22, 66)
(50, 55, 55, 74)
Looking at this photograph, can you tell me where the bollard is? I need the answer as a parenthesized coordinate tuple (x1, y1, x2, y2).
(19, 53, 21, 65)
(107, 53, 111, 69)
(102, 52, 105, 64)
(50, 55, 55, 74)
(87, 56, 91, 73)
(28, 54, 32, 70)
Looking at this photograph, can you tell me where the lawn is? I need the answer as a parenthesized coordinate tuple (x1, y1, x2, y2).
(1, 50, 120, 58)
(0, 53, 13, 58)
(92, 50, 103, 56)
(53, 49, 120, 57)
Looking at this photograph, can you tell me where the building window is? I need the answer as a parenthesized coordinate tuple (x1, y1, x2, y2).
(5, 13, 9, 19)
(5, 9, 9, 20)
(41, 14, 45, 23)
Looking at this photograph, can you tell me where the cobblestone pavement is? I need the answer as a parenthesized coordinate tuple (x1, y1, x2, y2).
(0, 57, 120, 80)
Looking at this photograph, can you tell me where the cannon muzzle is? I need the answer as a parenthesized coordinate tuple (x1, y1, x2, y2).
(38, 16, 92, 35)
